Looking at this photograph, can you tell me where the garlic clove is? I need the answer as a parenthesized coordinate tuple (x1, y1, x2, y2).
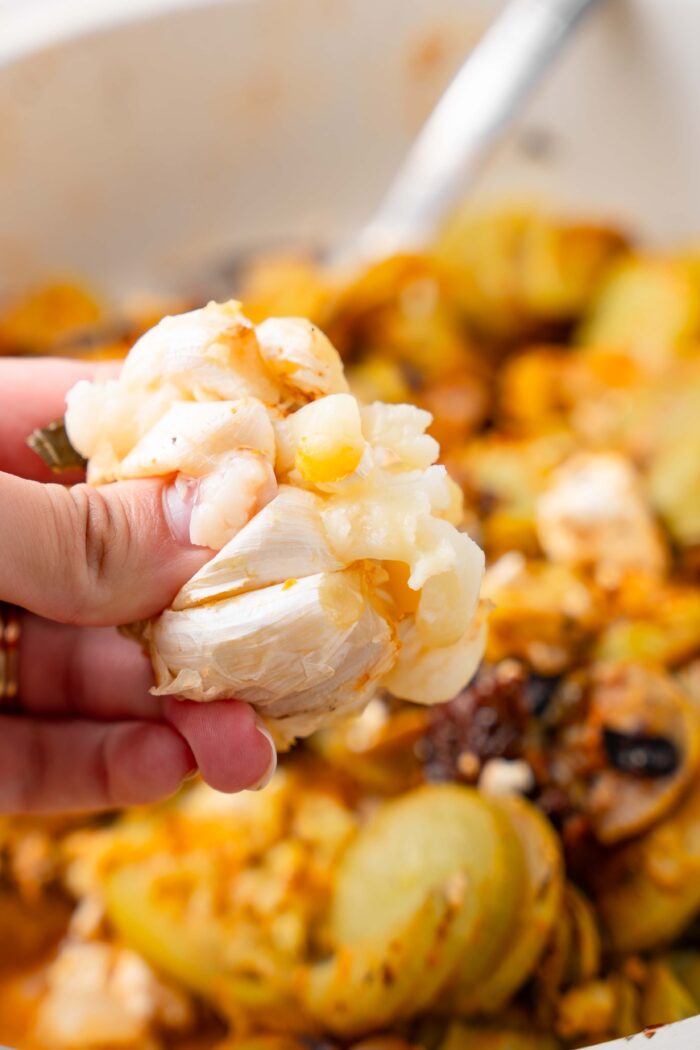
(119, 398, 276, 478)
(382, 615, 487, 704)
(359, 402, 439, 471)
(150, 570, 395, 720)
(289, 394, 367, 485)
(121, 301, 281, 404)
(256, 316, 349, 398)
(188, 450, 278, 550)
(173, 485, 343, 609)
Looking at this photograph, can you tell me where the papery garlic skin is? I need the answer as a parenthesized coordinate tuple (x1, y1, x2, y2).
(149, 569, 398, 740)
(64, 300, 486, 744)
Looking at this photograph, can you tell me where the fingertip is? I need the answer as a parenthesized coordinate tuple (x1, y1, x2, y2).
(163, 698, 277, 793)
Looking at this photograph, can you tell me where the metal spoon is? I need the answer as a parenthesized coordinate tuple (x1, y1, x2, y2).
(332, 0, 604, 270)
(204, 0, 603, 295)
(35, 0, 603, 356)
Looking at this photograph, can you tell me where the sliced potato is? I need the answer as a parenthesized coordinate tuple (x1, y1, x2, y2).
(301, 886, 463, 1036)
(435, 208, 624, 340)
(104, 861, 302, 1027)
(332, 786, 524, 993)
(578, 256, 700, 370)
(563, 884, 601, 985)
(532, 901, 574, 1004)
(596, 777, 700, 952)
(451, 797, 563, 1016)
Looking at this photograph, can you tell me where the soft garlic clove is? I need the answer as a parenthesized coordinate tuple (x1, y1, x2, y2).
(256, 316, 349, 398)
(173, 485, 344, 609)
(119, 398, 276, 478)
(121, 301, 281, 404)
(382, 616, 487, 704)
(188, 450, 278, 550)
(415, 530, 485, 647)
(290, 394, 366, 484)
(359, 402, 439, 471)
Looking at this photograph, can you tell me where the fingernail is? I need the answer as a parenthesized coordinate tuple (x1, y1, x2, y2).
(163, 476, 199, 546)
(247, 715, 278, 791)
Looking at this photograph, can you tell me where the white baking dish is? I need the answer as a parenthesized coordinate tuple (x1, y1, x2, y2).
(1, 0, 700, 303)
(2, 2, 700, 1047)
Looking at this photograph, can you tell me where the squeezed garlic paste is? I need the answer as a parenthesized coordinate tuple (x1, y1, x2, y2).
(64, 301, 485, 744)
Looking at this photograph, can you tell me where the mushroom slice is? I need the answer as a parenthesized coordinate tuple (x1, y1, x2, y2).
(585, 663, 700, 843)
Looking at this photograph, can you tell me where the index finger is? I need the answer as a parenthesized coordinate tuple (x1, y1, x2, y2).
(0, 357, 121, 481)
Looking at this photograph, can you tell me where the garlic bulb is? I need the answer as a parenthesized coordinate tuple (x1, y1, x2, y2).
(65, 301, 485, 745)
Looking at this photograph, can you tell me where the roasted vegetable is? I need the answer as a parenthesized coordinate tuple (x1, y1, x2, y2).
(450, 796, 563, 1016)
(331, 786, 525, 995)
(595, 776, 700, 952)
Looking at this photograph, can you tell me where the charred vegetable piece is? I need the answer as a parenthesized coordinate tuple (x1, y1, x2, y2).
(584, 664, 700, 843)
(420, 664, 532, 784)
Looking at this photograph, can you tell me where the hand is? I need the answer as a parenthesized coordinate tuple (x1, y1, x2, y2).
(0, 357, 276, 814)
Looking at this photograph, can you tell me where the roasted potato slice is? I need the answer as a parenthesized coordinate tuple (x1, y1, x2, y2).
(451, 797, 563, 1016)
(435, 208, 624, 341)
(331, 786, 524, 995)
(563, 884, 601, 986)
(595, 776, 700, 952)
(554, 976, 640, 1042)
(578, 256, 700, 370)
(301, 885, 467, 1036)
(105, 862, 301, 1022)
(645, 373, 700, 547)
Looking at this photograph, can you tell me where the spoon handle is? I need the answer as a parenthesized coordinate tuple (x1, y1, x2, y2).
(337, 0, 603, 267)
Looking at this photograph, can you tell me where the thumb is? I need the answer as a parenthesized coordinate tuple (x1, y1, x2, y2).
(0, 471, 211, 626)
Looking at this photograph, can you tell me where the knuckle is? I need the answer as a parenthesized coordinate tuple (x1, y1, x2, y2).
(64, 485, 129, 622)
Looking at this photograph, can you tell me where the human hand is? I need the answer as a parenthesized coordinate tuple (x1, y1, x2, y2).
(0, 357, 276, 813)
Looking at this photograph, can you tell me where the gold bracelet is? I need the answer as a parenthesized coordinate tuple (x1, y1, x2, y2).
(0, 603, 20, 703)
